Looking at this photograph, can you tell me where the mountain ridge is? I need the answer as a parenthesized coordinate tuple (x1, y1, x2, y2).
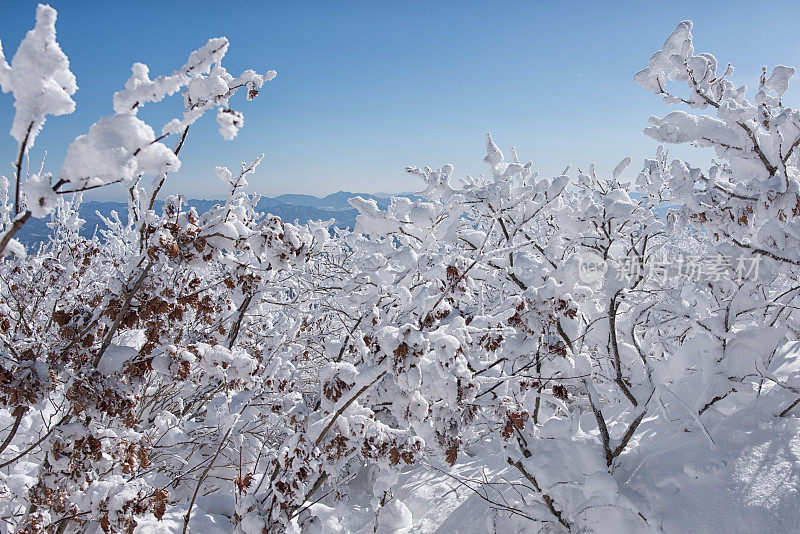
(14, 191, 418, 245)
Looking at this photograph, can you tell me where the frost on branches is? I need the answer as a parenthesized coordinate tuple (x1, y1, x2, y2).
(1, 7, 800, 534)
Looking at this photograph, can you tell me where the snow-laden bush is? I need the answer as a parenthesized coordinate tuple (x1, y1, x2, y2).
(1, 7, 799, 534)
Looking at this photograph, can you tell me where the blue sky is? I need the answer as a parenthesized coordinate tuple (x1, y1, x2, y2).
(1, 0, 799, 200)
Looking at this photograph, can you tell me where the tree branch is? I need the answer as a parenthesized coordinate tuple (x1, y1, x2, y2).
(507, 458, 571, 530)
(0, 406, 25, 457)
(94, 262, 154, 367)
(14, 122, 34, 217)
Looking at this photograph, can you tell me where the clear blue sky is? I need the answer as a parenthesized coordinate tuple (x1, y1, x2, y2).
(1, 0, 799, 200)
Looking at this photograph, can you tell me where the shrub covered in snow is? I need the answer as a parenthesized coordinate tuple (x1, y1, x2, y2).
(1, 6, 800, 534)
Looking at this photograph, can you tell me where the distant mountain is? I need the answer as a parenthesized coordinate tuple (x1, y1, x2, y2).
(14, 192, 414, 246)
(259, 194, 327, 209)
(373, 192, 414, 199)
(258, 191, 393, 211)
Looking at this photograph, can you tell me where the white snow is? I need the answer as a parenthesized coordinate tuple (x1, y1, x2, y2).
(0, 4, 76, 149)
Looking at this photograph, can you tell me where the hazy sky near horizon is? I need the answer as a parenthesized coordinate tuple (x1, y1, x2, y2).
(1, 0, 799, 200)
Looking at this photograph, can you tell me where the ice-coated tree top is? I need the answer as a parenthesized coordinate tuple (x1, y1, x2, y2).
(0, 4, 77, 150)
